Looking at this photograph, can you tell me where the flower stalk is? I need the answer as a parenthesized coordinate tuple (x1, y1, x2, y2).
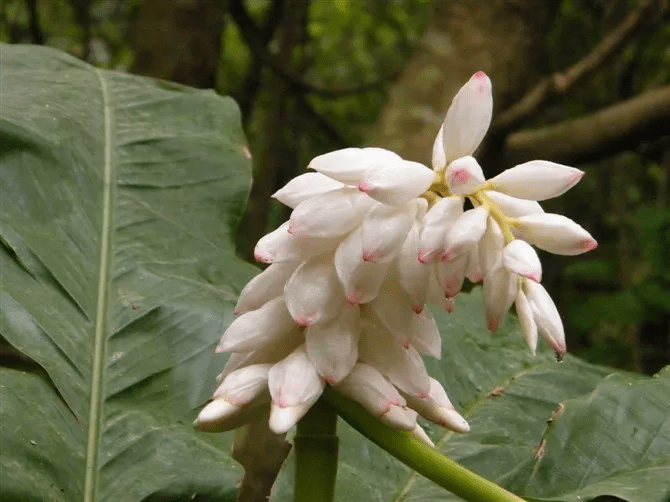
(325, 389, 525, 502)
(294, 400, 339, 502)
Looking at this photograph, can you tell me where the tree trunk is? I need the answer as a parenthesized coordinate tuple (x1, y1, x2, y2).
(131, 0, 226, 88)
(368, 0, 556, 167)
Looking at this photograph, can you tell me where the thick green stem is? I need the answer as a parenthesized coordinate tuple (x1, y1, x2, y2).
(324, 389, 526, 502)
(293, 399, 339, 502)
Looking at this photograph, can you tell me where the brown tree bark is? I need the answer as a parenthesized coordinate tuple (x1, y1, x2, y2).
(368, 0, 556, 166)
(131, 0, 226, 89)
(505, 85, 670, 165)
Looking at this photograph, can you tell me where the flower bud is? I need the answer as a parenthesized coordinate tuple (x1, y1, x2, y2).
(334, 227, 390, 305)
(359, 159, 436, 205)
(502, 239, 542, 282)
(442, 206, 488, 261)
(359, 319, 430, 397)
(489, 160, 584, 201)
(308, 147, 397, 185)
(485, 190, 544, 217)
(334, 363, 416, 431)
(418, 195, 463, 263)
(515, 288, 538, 355)
(268, 346, 325, 433)
(516, 213, 597, 256)
(523, 280, 566, 356)
(235, 262, 297, 314)
(440, 71, 493, 167)
(361, 200, 416, 263)
(401, 377, 470, 433)
(273, 172, 343, 208)
(217, 296, 295, 353)
(445, 156, 485, 195)
(285, 253, 343, 326)
(483, 265, 517, 333)
(305, 304, 360, 385)
(289, 187, 374, 238)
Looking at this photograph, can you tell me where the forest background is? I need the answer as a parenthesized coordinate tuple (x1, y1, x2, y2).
(1, 0, 669, 375)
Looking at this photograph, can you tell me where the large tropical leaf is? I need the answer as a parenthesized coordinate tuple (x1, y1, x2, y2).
(273, 289, 670, 502)
(0, 44, 256, 501)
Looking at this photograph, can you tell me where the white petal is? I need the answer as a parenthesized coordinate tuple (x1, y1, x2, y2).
(432, 123, 446, 172)
(359, 318, 430, 397)
(502, 239, 542, 282)
(410, 423, 435, 447)
(254, 222, 339, 264)
(418, 195, 463, 263)
(445, 156, 485, 195)
(396, 221, 431, 310)
(443, 206, 488, 261)
(360, 160, 436, 205)
(426, 267, 455, 313)
(441, 71, 493, 166)
(361, 200, 416, 263)
(515, 288, 538, 355)
(217, 327, 304, 380)
(524, 280, 566, 355)
(308, 148, 398, 185)
(367, 277, 415, 347)
(284, 253, 343, 326)
(213, 364, 271, 404)
(485, 190, 544, 217)
(235, 262, 298, 315)
(305, 304, 360, 384)
(268, 345, 325, 433)
(483, 265, 517, 333)
(334, 227, 391, 305)
(195, 398, 269, 433)
(334, 363, 415, 431)
(216, 296, 295, 353)
(289, 187, 375, 238)
(516, 213, 598, 256)
(273, 172, 344, 208)
(479, 217, 504, 275)
(401, 377, 470, 433)
(435, 254, 467, 298)
(489, 161, 584, 201)
(409, 308, 441, 359)
(465, 244, 484, 283)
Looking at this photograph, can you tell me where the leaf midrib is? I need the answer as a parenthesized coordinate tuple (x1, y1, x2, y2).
(83, 67, 115, 502)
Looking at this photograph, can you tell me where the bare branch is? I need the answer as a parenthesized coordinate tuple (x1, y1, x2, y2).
(228, 0, 399, 98)
(493, 0, 667, 133)
(233, 0, 286, 118)
(505, 85, 670, 166)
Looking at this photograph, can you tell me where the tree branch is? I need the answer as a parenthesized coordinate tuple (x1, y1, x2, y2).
(26, 0, 44, 44)
(493, 0, 667, 133)
(228, 0, 399, 98)
(233, 0, 286, 118)
(505, 85, 670, 166)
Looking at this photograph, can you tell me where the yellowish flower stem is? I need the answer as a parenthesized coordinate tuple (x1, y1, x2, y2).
(470, 190, 516, 244)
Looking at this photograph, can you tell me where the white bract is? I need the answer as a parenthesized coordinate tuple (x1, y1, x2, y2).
(196, 71, 597, 440)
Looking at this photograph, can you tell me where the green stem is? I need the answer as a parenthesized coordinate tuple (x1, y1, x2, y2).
(293, 399, 339, 502)
(324, 389, 526, 502)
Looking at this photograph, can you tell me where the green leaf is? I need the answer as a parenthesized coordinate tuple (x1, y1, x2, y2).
(0, 44, 255, 501)
(272, 289, 669, 502)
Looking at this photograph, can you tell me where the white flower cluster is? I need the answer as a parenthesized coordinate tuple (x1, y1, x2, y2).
(196, 72, 597, 443)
